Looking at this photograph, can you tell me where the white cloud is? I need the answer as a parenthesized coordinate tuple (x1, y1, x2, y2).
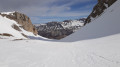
(0, 0, 97, 23)
(0, 0, 96, 16)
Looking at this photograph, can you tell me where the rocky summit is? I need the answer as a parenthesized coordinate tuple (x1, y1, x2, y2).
(0, 12, 38, 35)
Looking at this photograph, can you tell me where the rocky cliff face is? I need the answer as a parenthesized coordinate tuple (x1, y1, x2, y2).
(35, 19, 85, 39)
(0, 12, 38, 35)
(85, 0, 117, 25)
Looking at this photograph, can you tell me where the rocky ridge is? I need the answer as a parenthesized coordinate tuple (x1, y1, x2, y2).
(0, 11, 38, 35)
(85, 0, 117, 25)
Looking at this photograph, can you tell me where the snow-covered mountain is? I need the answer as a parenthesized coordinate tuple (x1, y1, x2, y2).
(35, 19, 85, 39)
(61, 18, 85, 32)
(0, 0, 120, 67)
(0, 11, 38, 39)
(60, 0, 120, 42)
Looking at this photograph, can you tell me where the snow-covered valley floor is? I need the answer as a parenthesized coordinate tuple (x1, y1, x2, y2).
(0, 33, 120, 67)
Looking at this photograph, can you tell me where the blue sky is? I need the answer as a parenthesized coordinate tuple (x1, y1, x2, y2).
(0, 0, 97, 24)
(30, 0, 97, 24)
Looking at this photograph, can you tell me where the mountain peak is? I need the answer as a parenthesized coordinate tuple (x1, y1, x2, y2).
(0, 11, 38, 35)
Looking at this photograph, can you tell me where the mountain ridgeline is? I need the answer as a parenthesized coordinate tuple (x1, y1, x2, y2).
(85, 0, 117, 25)
(34, 18, 85, 39)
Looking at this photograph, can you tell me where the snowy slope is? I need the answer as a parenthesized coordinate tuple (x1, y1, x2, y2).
(0, 33, 120, 67)
(61, 0, 120, 42)
(0, 15, 36, 39)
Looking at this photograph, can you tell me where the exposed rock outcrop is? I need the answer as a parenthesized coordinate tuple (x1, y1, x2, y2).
(0, 33, 13, 37)
(0, 12, 38, 35)
(85, 0, 117, 25)
(12, 24, 21, 31)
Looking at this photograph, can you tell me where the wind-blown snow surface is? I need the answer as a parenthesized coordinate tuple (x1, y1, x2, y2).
(0, 34, 120, 67)
(61, 0, 120, 42)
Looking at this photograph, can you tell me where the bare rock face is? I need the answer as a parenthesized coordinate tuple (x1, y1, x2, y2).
(85, 0, 117, 25)
(12, 24, 22, 31)
(0, 12, 38, 35)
